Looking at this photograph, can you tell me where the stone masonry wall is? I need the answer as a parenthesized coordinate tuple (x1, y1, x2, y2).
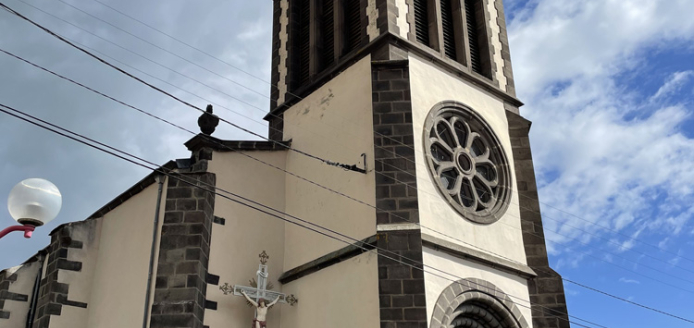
(372, 61, 418, 225)
(376, 0, 400, 36)
(377, 230, 427, 328)
(270, 0, 283, 110)
(32, 224, 91, 328)
(0, 271, 23, 320)
(507, 111, 570, 328)
(372, 60, 427, 328)
(0, 259, 43, 326)
(494, 0, 515, 96)
(149, 172, 216, 328)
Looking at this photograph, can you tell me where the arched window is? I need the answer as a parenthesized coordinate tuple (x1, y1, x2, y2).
(450, 300, 516, 328)
(430, 278, 529, 328)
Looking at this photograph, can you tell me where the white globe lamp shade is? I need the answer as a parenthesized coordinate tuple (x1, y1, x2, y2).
(7, 178, 62, 226)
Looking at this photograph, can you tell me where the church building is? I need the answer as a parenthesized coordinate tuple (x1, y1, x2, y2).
(1, 0, 570, 327)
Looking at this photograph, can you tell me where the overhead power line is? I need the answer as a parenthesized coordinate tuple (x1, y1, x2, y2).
(88, 0, 272, 86)
(2, 49, 693, 327)
(1, 0, 372, 175)
(4, 46, 693, 303)
(14, 0, 689, 276)
(0, 101, 605, 328)
(6, 0, 690, 281)
(3, 2, 694, 321)
(51, 0, 694, 269)
(4, 0, 694, 299)
(12, 0, 379, 176)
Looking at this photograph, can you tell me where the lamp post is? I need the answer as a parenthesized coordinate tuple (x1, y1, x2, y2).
(0, 178, 61, 240)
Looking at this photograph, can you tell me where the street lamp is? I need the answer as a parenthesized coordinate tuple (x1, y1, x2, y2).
(0, 178, 62, 239)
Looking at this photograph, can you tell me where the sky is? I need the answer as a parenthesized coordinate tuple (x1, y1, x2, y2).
(0, 0, 693, 327)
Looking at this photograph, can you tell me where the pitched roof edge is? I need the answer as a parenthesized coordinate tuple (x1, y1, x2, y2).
(49, 160, 177, 235)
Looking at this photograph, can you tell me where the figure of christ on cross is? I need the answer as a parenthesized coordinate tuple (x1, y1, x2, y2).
(242, 291, 280, 328)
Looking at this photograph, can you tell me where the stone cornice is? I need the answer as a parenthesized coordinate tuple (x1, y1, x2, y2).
(421, 233, 536, 279)
(278, 235, 379, 284)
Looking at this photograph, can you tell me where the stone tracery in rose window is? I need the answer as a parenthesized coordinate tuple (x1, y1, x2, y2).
(424, 102, 511, 224)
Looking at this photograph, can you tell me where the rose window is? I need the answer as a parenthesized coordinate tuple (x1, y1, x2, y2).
(424, 102, 511, 224)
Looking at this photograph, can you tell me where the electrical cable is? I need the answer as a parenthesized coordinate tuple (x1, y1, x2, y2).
(3, 1, 694, 318)
(19, 0, 409, 176)
(41, 0, 694, 270)
(16, 0, 371, 167)
(9, 0, 271, 126)
(0, 101, 612, 328)
(5, 94, 693, 326)
(0, 56, 689, 326)
(5, 1, 690, 282)
(11, 0, 687, 280)
(3, 46, 694, 305)
(0, 1, 358, 171)
(51, 0, 264, 99)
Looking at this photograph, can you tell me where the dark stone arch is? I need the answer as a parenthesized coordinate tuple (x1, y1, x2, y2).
(430, 278, 529, 328)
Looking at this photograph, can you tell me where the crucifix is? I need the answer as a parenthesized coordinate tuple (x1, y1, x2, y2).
(220, 251, 297, 328)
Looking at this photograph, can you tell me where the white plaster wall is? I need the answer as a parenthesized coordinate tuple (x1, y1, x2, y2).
(396, 0, 410, 39)
(278, 0, 289, 104)
(281, 252, 380, 328)
(50, 306, 89, 328)
(422, 247, 532, 327)
(84, 182, 164, 328)
(47, 182, 167, 328)
(409, 54, 526, 264)
(146, 179, 167, 328)
(486, 0, 507, 89)
(1, 261, 41, 327)
(282, 55, 376, 270)
(205, 151, 287, 328)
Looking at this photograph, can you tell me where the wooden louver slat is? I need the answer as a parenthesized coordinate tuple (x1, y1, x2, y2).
(343, 0, 362, 54)
(298, 0, 311, 85)
(322, 0, 335, 67)
(441, 0, 456, 60)
(465, 0, 482, 74)
(414, 0, 430, 46)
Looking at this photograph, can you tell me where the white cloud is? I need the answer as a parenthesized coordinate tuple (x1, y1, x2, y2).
(668, 249, 686, 267)
(508, 0, 694, 257)
(658, 237, 670, 250)
(556, 251, 590, 270)
(603, 254, 613, 263)
(510, 0, 694, 96)
(652, 71, 694, 101)
(619, 277, 641, 285)
(564, 288, 580, 297)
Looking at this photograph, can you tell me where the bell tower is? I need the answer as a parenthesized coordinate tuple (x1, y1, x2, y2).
(266, 1, 569, 327)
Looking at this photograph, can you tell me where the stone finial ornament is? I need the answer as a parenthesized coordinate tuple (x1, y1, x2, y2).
(198, 104, 220, 135)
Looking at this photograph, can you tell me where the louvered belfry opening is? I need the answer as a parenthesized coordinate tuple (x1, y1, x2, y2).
(322, 0, 335, 68)
(297, 0, 311, 87)
(464, 0, 490, 77)
(342, 0, 362, 54)
(414, 0, 430, 46)
(288, 0, 365, 93)
(441, 0, 456, 60)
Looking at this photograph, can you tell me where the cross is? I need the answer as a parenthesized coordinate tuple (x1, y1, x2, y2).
(220, 251, 298, 306)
